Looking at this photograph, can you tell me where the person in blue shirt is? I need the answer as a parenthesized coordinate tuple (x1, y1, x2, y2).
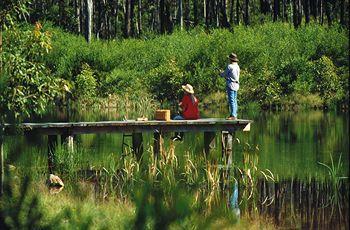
(220, 53, 240, 120)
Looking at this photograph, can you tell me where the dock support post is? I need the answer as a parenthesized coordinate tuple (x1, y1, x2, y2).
(0, 135, 4, 196)
(204, 131, 216, 157)
(61, 134, 74, 152)
(153, 131, 163, 157)
(221, 131, 233, 166)
(221, 131, 234, 189)
(132, 133, 143, 160)
(67, 135, 74, 152)
(61, 128, 74, 152)
(48, 135, 58, 174)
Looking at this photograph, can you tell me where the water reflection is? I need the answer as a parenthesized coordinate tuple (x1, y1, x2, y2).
(230, 181, 240, 218)
(5, 108, 349, 229)
(224, 174, 349, 229)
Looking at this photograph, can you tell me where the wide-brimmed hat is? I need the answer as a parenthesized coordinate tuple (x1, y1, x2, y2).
(182, 84, 194, 94)
(228, 53, 239, 62)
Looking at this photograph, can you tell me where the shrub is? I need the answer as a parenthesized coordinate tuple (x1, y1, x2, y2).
(74, 63, 97, 101)
(98, 68, 143, 97)
(0, 23, 61, 119)
(311, 56, 342, 106)
(148, 59, 184, 104)
(42, 22, 348, 108)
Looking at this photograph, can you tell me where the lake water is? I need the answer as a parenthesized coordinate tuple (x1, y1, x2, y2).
(4, 108, 349, 229)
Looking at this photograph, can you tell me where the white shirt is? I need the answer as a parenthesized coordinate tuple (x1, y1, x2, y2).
(220, 63, 240, 91)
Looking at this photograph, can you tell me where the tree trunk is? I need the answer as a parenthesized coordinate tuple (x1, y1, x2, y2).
(59, 0, 66, 26)
(137, 0, 142, 35)
(243, 0, 249, 25)
(325, 0, 332, 25)
(220, 0, 230, 27)
(273, 0, 279, 22)
(166, 0, 173, 32)
(205, 0, 210, 27)
(75, 0, 81, 33)
(96, 0, 102, 38)
(320, 0, 324, 24)
(310, 0, 318, 21)
(260, 0, 271, 14)
(282, 0, 288, 22)
(209, 0, 215, 27)
(160, 0, 173, 33)
(194, 0, 199, 25)
(0, 26, 2, 72)
(298, 0, 302, 26)
(229, 0, 235, 24)
(185, 0, 191, 28)
(178, 0, 184, 29)
(85, 0, 93, 43)
(80, 0, 85, 34)
(204, 0, 207, 25)
(124, 0, 132, 37)
(293, 0, 298, 27)
(130, 0, 136, 36)
(114, 0, 119, 38)
(304, 0, 310, 24)
(215, 0, 219, 27)
(160, 0, 166, 33)
(340, 0, 345, 25)
(103, 0, 108, 38)
(236, 0, 240, 24)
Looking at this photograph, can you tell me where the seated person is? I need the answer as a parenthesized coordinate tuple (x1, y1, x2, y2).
(172, 84, 200, 140)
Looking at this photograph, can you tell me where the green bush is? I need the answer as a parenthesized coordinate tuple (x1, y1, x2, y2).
(0, 23, 61, 119)
(98, 68, 143, 97)
(148, 59, 184, 103)
(311, 56, 342, 106)
(74, 63, 97, 101)
(42, 22, 348, 108)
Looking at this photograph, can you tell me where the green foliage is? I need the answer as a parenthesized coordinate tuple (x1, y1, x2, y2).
(0, 176, 44, 229)
(148, 59, 184, 103)
(311, 56, 342, 106)
(0, 0, 29, 29)
(0, 173, 95, 229)
(44, 22, 348, 108)
(98, 68, 142, 97)
(0, 23, 60, 119)
(74, 63, 97, 101)
(244, 67, 283, 107)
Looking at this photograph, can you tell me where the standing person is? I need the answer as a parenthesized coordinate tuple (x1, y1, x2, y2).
(172, 84, 200, 141)
(220, 53, 240, 120)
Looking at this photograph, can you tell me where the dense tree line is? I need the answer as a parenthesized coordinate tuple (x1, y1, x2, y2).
(27, 0, 349, 42)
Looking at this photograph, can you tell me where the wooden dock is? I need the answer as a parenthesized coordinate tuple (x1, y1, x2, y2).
(1, 118, 252, 173)
(4, 118, 252, 134)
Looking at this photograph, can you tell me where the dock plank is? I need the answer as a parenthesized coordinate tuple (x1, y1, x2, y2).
(4, 118, 253, 135)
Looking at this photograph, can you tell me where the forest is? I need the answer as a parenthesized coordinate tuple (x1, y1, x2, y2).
(27, 0, 349, 40)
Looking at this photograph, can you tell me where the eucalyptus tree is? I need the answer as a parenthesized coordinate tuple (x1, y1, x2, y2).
(178, 0, 184, 29)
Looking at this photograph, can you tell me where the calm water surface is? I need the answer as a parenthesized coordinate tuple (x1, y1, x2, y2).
(4, 109, 349, 229)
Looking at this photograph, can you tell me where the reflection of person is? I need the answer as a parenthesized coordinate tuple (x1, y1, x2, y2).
(220, 53, 240, 120)
(230, 180, 240, 218)
(172, 84, 200, 141)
